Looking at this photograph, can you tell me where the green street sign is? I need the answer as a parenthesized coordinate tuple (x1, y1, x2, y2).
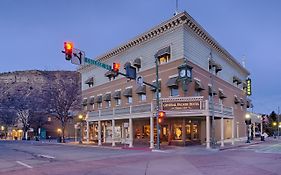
(84, 57, 112, 71)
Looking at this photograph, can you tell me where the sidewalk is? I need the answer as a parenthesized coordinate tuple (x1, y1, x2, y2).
(38, 137, 280, 153)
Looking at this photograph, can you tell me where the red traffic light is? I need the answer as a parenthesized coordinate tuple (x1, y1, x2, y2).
(158, 111, 166, 124)
(112, 62, 120, 72)
(64, 42, 74, 60)
(159, 111, 166, 118)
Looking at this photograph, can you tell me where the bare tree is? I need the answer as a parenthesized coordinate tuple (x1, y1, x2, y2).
(46, 73, 81, 142)
(1, 85, 45, 140)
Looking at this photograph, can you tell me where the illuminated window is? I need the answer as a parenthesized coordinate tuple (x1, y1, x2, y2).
(158, 55, 170, 64)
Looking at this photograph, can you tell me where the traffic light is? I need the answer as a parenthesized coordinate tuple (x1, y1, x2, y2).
(158, 111, 166, 124)
(64, 42, 73, 60)
(112, 62, 120, 72)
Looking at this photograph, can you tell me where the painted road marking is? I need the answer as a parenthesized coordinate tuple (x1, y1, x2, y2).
(38, 154, 55, 159)
(16, 161, 33, 169)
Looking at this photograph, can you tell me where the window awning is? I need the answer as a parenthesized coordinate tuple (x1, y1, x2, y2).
(240, 98, 244, 106)
(166, 77, 178, 88)
(150, 81, 161, 91)
(82, 98, 88, 106)
(246, 99, 253, 108)
(113, 91, 121, 99)
(85, 77, 94, 85)
(218, 90, 227, 99)
(105, 71, 115, 78)
(95, 96, 102, 103)
(195, 80, 205, 91)
(234, 96, 240, 104)
(155, 46, 170, 58)
(133, 58, 141, 68)
(123, 88, 132, 97)
(89, 97, 95, 105)
(215, 63, 222, 73)
(136, 85, 146, 95)
(103, 93, 111, 101)
(208, 86, 217, 95)
(233, 76, 242, 85)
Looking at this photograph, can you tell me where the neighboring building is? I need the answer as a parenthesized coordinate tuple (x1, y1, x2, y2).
(79, 11, 252, 148)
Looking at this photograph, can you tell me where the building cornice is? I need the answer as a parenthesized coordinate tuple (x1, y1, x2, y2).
(79, 11, 249, 75)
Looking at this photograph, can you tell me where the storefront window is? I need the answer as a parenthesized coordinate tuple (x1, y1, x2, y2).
(143, 125, 150, 138)
(173, 124, 182, 140)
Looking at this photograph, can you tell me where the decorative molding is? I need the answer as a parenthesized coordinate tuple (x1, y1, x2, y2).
(79, 11, 249, 75)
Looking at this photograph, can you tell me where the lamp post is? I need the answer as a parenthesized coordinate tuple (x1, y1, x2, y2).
(78, 114, 83, 144)
(273, 122, 277, 139)
(57, 128, 62, 142)
(245, 113, 251, 143)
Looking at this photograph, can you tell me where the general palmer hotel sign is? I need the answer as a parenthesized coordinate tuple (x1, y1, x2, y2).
(162, 101, 201, 111)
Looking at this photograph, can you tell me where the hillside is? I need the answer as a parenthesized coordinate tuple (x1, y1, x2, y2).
(0, 70, 81, 111)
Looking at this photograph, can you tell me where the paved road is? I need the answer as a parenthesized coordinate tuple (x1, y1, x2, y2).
(0, 139, 281, 175)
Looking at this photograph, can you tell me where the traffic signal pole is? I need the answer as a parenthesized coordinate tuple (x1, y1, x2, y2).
(155, 57, 160, 150)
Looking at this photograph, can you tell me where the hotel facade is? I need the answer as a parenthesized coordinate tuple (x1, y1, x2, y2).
(79, 12, 251, 148)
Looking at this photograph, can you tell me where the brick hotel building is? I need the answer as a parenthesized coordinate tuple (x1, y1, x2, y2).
(79, 12, 251, 148)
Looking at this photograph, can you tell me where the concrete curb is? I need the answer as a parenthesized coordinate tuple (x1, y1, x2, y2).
(219, 141, 264, 151)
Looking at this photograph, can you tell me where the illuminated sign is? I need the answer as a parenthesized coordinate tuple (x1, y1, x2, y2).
(246, 78, 251, 96)
(162, 101, 201, 111)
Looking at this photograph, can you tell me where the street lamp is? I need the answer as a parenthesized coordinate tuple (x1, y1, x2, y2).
(1, 126, 4, 131)
(273, 122, 277, 139)
(57, 128, 62, 142)
(245, 113, 251, 143)
(78, 114, 84, 144)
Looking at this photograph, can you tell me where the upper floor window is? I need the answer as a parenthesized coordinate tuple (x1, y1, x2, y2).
(155, 46, 171, 65)
(170, 87, 179, 96)
(98, 102, 102, 109)
(127, 97, 133, 104)
(159, 55, 170, 64)
(138, 94, 147, 102)
(104, 93, 111, 108)
(106, 101, 111, 108)
(113, 91, 121, 106)
(166, 76, 178, 97)
(115, 98, 121, 106)
(136, 85, 146, 102)
(123, 87, 133, 104)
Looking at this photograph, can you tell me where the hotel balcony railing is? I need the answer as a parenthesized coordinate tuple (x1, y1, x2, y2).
(87, 97, 234, 119)
(88, 103, 153, 119)
(208, 102, 234, 116)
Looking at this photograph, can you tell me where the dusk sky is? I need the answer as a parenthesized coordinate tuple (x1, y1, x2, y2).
(0, 0, 280, 114)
